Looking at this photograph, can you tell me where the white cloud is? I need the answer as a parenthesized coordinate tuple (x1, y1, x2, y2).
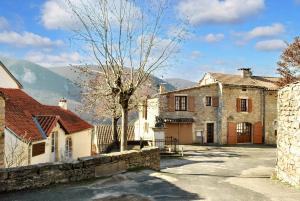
(0, 17, 9, 30)
(0, 31, 64, 48)
(255, 39, 287, 51)
(41, 0, 78, 30)
(25, 51, 82, 67)
(22, 68, 37, 84)
(190, 50, 202, 59)
(41, 0, 141, 30)
(177, 0, 264, 25)
(202, 33, 224, 43)
(234, 23, 285, 44)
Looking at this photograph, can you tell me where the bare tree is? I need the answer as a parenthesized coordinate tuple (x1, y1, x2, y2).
(4, 134, 30, 168)
(80, 71, 156, 149)
(67, 0, 184, 151)
(277, 37, 300, 86)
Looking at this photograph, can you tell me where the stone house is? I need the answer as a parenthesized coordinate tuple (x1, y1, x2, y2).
(276, 82, 300, 187)
(0, 61, 93, 168)
(135, 68, 279, 145)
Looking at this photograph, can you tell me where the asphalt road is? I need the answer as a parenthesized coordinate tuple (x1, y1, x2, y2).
(1, 145, 300, 201)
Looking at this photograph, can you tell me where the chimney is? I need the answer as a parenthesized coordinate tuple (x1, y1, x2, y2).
(159, 83, 167, 94)
(239, 68, 252, 78)
(58, 98, 67, 110)
(0, 95, 5, 168)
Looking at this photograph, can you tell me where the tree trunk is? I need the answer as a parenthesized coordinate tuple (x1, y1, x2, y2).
(112, 117, 119, 147)
(120, 101, 129, 152)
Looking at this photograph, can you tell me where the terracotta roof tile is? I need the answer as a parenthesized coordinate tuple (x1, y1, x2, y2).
(208, 72, 280, 90)
(0, 88, 92, 141)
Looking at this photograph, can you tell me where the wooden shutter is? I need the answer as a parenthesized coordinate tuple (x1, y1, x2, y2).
(227, 122, 237, 144)
(248, 99, 252, 113)
(212, 97, 219, 107)
(253, 121, 263, 144)
(167, 94, 175, 112)
(236, 98, 241, 112)
(188, 96, 195, 112)
(32, 142, 45, 157)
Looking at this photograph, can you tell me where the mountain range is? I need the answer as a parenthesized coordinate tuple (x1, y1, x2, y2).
(0, 56, 196, 123)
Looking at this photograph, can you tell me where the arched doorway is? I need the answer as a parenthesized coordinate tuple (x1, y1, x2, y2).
(237, 122, 252, 143)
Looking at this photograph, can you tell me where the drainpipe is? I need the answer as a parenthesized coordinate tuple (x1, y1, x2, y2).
(261, 89, 266, 144)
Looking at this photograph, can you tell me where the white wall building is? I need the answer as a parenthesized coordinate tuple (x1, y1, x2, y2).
(0, 61, 93, 168)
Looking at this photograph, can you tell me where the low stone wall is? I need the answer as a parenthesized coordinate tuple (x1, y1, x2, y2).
(0, 96, 5, 168)
(276, 82, 300, 187)
(0, 147, 160, 192)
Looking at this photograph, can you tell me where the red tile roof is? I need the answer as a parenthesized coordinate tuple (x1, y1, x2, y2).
(0, 88, 92, 141)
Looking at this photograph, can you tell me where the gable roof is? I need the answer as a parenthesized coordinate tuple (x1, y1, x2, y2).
(0, 88, 92, 141)
(206, 72, 280, 90)
(0, 61, 23, 89)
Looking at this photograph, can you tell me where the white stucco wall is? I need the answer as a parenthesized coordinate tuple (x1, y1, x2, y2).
(0, 66, 20, 89)
(5, 122, 92, 167)
(70, 129, 92, 159)
(4, 128, 29, 167)
(134, 98, 161, 141)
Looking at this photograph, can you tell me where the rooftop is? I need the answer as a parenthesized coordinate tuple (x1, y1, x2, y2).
(0, 88, 92, 141)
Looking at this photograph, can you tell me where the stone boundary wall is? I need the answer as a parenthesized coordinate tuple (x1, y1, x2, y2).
(0, 96, 4, 168)
(0, 147, 160, 192)
(276, 82, 300, 187)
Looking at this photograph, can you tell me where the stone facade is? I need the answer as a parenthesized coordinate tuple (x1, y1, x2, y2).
(0, 96, 4, 168)
(136, 70, 278, 145)
(276, 82, 300, 187)
(0, 147, 160, 192)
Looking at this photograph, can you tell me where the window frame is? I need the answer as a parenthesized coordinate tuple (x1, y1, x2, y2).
(51, 131, 58, 153)
(65, 137, 72, 159)
(206, 96, 212, 106)
(240, 98, 248, 112)
(175, 95, 187, 111)
(236, 122, 252, 136)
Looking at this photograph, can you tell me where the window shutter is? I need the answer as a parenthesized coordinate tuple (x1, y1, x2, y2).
(168, 94, 175, 112)
(253, 122, 263, 144)
(32, 142, 45, 157)
(227, 122, 237, 144)
(212, 97, 219, 107)
(188, 96, 195, 112)
(236, 98, 241, 112)
(248, 99, 252, 113)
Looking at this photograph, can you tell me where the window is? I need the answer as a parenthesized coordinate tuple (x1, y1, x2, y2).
(240, 99, 248, 112)
(206, 96, 212, 106)
(236, 122, 252, 136)
(175, 96, 187, 111)
(32, 142, 45, 157)
(51, 132, 57, 153)
(65, 137, 72, 159)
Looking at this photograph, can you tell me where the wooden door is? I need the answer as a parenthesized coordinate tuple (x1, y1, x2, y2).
(237, 123, 252, 143)
(207, 123, 214, 143)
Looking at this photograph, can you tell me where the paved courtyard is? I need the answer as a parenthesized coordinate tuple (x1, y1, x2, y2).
(1, 145, 300, 201)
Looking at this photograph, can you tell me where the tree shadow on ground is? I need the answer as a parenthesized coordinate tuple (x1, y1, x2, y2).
(0, 169, 203, 201)
(161, 157, 225, 169)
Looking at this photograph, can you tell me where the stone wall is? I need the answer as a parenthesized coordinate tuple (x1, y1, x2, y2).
(276, 82, 300, 187)
(159, 84, 219, 143)
(0, 96, 4, 168)
(0, 147, 160, 192)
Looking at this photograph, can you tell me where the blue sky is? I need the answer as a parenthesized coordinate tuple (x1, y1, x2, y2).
(0, 0, 299, 81)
